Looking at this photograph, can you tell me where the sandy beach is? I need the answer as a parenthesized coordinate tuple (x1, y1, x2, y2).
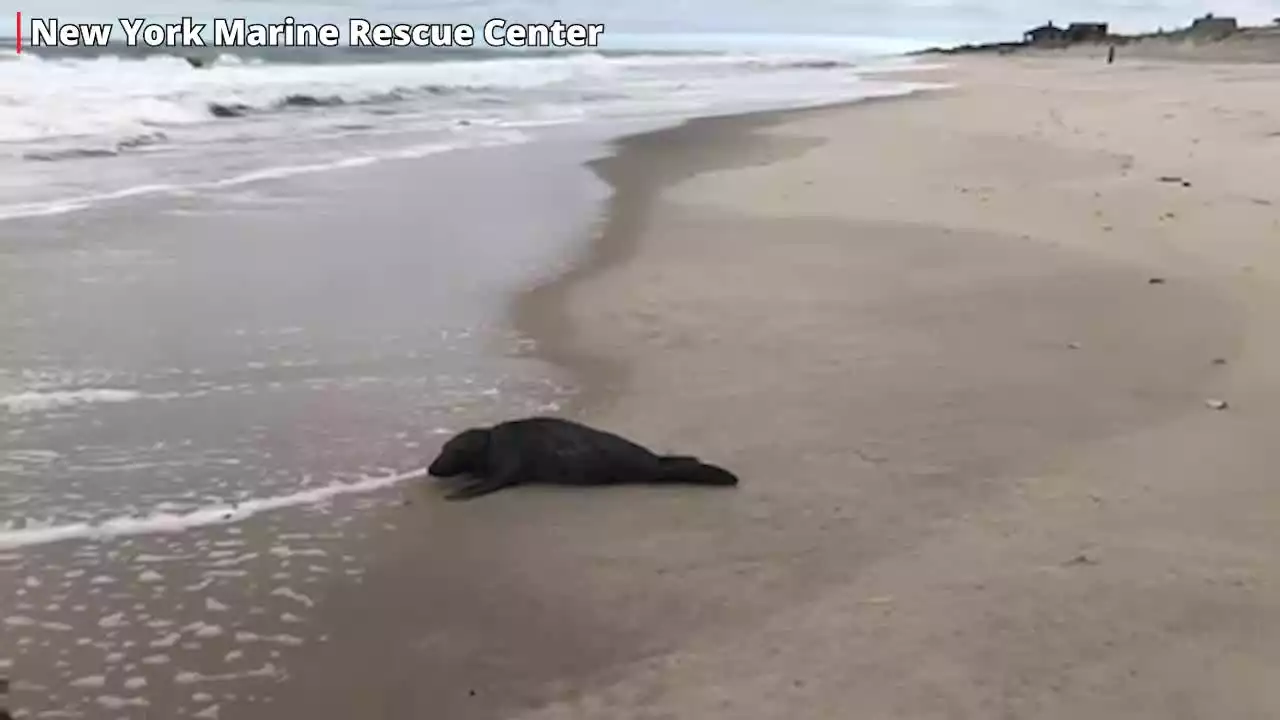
(7, 50, 1280, 718)
(501, 55, 1280, 718)
(217, 53, 1280, 718)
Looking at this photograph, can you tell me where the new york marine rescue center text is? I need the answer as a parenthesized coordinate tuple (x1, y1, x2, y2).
(25, 17, 606, 49)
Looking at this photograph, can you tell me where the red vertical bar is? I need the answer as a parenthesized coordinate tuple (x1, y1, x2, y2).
(15, 11, 21, 54)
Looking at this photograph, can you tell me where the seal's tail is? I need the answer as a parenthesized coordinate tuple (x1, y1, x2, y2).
(656, 455, 739, 486)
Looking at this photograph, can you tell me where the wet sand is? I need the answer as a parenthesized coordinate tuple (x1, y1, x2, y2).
(11, 53, 1280, 718)
(0, 139, 596, 718)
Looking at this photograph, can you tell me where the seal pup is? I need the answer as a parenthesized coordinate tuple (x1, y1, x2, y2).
(427, 416, 739, 500)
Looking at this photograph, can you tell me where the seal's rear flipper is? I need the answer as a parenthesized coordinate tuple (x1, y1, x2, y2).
(656, 456, 739, 486)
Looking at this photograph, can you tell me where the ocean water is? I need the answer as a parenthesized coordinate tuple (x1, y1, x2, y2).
(0, 43, 938, 219)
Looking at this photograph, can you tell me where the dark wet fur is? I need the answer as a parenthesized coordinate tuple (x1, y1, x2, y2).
(427, 417, 739, 500)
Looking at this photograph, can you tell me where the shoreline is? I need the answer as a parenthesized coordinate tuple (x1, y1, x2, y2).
(509, 93, 933, 419)
(215, 96, 917, 720)
(509, 109, 810, 417)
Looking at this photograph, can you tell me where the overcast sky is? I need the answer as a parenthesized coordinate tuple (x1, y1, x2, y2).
(18, 0, 1279, 45)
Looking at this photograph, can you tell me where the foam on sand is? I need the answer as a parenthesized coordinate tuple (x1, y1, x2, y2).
(0, 388, 143, 413)
(0, 468, 426, 551)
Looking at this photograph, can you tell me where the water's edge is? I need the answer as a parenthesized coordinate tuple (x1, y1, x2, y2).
(508, 94, 935, 419)
(0, 86, 940, 552)
(226, 88, 947, 720)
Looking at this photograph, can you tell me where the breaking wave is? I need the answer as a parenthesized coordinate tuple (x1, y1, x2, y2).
(0, 49, 869, 148)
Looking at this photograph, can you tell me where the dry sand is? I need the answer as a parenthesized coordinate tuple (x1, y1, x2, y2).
(250, 55, 1280, 719)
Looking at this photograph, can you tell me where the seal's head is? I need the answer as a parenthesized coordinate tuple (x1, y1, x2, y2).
(427, 428, 490, 477)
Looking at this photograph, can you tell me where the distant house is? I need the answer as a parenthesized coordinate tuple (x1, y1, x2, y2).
(1023, 21, 1066, 45)
(1064, 22, 1109, 43)
(1188, 13, 1238, 38)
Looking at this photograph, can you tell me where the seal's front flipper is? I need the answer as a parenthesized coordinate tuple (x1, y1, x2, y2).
(444, 456, 521, 501)
(445, 476, 515, 501)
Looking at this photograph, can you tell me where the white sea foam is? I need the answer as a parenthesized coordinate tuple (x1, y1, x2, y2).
(0, 184, 179, 220)
(0, 388, 143, 413)
(151, 633, 181, 649)
(96, 696, 149, 710)
(182, 621, 224, 639)
(175, 662, 280, 685)
(98, 613, 127, 629)
(0, 50, 882, 145)
(0, 132, 530, 221)
(123, 677, 148, 691)
(0, 468, 425, 551)
(269, 587, 315, 608)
